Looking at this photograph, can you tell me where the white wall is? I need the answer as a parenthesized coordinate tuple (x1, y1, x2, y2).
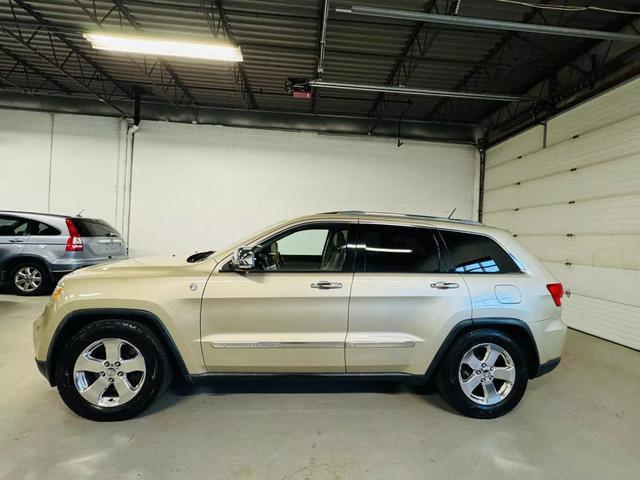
(485, 76, 640, 350)
(128, 122, 477, 256)
(0, 110, 126, 227)
(1, 108, 478, 258)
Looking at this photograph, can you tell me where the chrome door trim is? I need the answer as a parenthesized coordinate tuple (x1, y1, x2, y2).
(210, 341, 345, 349)
(346, 340, 416, 348)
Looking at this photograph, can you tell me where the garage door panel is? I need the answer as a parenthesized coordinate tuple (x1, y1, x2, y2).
(486, 125, 543, 169)
(484, 194, 640, 235)
(562, 294, 640, 350)
(548, 77, 640, 146)
(543, 261, 640, 309)
(485, 115, 640, 190)
(485, 153, 640, 213)
(518, 235, 640, 271)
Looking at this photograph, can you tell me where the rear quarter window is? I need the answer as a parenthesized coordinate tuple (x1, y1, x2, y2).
(32, 221, 61, 236)
(72, 219, 120, 237)
(439, 230, 521, 274)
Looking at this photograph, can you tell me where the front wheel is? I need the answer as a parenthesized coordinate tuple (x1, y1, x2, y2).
(436, 329, 529, 419)
(55, 319, 171, 421)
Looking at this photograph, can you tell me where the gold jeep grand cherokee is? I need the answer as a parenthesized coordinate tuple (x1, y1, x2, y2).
(34, 211, 566, 421)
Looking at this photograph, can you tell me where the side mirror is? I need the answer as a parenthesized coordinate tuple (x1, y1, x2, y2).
(231, 246, 255, 270)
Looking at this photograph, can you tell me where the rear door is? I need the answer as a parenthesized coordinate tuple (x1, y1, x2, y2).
(0, 215, 30, 271)
(72, 218, 127, 260)
(346, 223, 472, 374)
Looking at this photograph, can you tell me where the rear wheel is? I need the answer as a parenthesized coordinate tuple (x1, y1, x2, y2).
(11, 262, 51, 296)
(55, 319, 171, 421)
(436, 329, 529, 419)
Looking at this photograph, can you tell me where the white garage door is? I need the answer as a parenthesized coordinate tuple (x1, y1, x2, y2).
(484, 77, 640, 350)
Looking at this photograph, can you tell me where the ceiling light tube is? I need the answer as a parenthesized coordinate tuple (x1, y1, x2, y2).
(83, 33, 243, 62)
(309, 81, 531, 102)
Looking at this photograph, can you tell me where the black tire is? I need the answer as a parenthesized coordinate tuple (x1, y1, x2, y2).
(55, 319, 171, 421)
(436, 329, 529, 419)
(10, 262, 52, 296)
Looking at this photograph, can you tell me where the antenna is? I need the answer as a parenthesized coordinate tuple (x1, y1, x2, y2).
(447, 208, 456, 219)
(76, 209, 85, 217)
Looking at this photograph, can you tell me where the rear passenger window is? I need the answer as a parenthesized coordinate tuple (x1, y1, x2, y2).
(439, 230, 521, 274)
(32, 222, 61, 236)
(0, 216, 29, 236)
(362, 225, 440, 273)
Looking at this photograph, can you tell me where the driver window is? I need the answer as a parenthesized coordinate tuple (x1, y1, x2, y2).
(255, 225, 351, 272)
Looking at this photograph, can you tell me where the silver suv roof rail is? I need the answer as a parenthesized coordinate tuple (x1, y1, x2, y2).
(323, 210, 483, 226)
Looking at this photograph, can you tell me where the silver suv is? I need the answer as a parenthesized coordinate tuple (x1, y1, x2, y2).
(0, 211, 127, 295)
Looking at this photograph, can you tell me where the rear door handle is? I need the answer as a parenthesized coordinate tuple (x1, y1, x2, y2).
(9, 239, 24, 243)
(430, 281, 459, 290)
(311, 281, 343, 289)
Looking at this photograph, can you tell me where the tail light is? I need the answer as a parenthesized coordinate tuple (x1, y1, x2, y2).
(546, 283, 564, 306)
(65, 218, 83, 252)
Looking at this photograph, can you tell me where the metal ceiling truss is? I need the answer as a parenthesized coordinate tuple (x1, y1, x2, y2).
(0, 44, 72, 95)
(484, 27, 640, 145)
(424, 0, 553, 122)
(367, 0, 458, 132)
(70, 0, 198, 110)
(1, 0, 134, 115)
(199, 0, 257, 110)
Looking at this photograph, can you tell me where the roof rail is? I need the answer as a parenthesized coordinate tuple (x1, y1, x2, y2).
(323, 210, 482, 226)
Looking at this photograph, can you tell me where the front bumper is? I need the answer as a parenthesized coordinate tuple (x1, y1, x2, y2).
(35, 358, 50, 382)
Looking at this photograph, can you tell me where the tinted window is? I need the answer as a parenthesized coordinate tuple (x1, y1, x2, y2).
(439, 230, 521, 274)
(253, 224, 353, 272)
(72, 219, 119, 237)
(0, 216, 29, 236)
(32, 221, 61, 236)
(362, 225, 440, 273)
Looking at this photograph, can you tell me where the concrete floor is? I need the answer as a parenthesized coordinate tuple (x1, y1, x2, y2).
(1, 296, 639, 480)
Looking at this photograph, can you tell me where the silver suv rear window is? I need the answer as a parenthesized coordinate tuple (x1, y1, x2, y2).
(72, 219, 120, 237)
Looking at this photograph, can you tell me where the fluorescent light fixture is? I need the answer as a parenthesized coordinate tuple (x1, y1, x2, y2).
(83, 33, 243, 62)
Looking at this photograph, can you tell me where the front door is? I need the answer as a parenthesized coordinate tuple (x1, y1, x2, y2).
(346, 223, 472, 375)
(200, 222, 357, 373)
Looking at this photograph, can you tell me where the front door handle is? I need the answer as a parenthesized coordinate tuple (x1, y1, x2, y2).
(311, 281, 343, 289)
(9, 239, 24, 243)
(430, 281, 459, 290)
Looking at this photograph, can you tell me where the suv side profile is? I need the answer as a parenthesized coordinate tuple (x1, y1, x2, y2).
(33, 212, 566, 421)
(0, 211, 127, 295)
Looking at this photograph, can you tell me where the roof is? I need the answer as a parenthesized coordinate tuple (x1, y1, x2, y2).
(324, 210, 482, 226)
(1, 1, 638, 143)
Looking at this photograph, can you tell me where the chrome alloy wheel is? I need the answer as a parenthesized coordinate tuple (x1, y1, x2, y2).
(458, 343, 516, 406)
(14, 266, 42, 292)
(73, 338, 146, 408)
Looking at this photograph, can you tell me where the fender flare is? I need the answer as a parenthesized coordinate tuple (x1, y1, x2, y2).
(44, 308, 191, 386)
(424, 317, 541, 380)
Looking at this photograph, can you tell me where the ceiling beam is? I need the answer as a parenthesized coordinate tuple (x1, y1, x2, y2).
(310, 80, 531, 102)
(338, 5, 640, 43)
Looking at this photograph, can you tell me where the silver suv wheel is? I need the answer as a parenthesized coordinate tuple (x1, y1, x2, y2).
(458, 342, 516, 406)
(73, 338, 146, 408)
(14, 266, 42, 293)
